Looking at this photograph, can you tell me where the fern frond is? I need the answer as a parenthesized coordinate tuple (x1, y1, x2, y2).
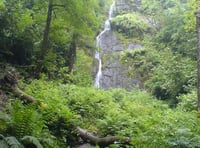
(0, 134, 8, 148)
(21, 136, 43, 148)
(9, 101, 44, 138)
(0, 113, 11, 131)
(4, 136, 23, 148)
(0, 139, 9, 148)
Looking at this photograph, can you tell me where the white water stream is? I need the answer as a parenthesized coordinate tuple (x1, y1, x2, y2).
(94, 2, 115, 88)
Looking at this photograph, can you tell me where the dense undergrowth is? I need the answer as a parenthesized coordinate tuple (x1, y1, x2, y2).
(1, 0, 200, 147)
(1, 80, 200, 147)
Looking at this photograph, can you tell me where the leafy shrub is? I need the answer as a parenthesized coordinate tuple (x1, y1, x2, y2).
(120, 47, 160, 83)
(111, 13, 155, 38)
(71, 50, 93, 86)
(120, 44, 196, 104)
(166, 128, 200, 147)
(145, 50, 196, 103)
(177, 90, 197, 111)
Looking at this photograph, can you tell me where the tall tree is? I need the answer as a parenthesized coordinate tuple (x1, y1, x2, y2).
(36, 0, 53, 73)
(36, 0, 99, 74)
(67, 33, 77, 73)
(40, 0, 53, 61)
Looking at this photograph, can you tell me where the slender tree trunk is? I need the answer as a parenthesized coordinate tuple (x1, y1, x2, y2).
(37, 0, 53, 73)
(68, 33, 77, 73)
(41, 0, 53, 58)
(196, 5, 200, 110)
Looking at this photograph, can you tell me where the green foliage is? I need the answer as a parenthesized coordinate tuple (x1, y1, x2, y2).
(0, 0, 34, 65)
(120, 39, 196, 104)
(0, 134, 47, 148)
(154, 1, 197, 58)
(111, 13, 154, 38)
(0, 113, 10, 133)
(0, 0, 200, 147)
(6, 101, 44, 138)
(0, 135, 22, 148)
(24, 80, 75, 121)
(21, 136, 43, 148)
(116, 0, 197, 105)
(177, 90, 197, 111)
(24, 80, 77, 146)
(63, 83, 200, 147)
(91, 0, 198, 105)
(0, 0, 105, 78)
(146, 50, 196, 103)
(166, 128, 200, 147)
(0, 0, 5, 10)
(71, 50, 93, 86)
(120, 47, 159, 82)
(184, 0, 196, 32)
(1, 80, 200, 147)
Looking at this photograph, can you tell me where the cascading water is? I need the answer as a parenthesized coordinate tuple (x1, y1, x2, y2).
(94, 2, 115, 88)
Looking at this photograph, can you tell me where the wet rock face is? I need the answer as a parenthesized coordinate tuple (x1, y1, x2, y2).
(92, 0, 143, 90)
(97, 30, 142, 90)
(115, 0, 141, 13)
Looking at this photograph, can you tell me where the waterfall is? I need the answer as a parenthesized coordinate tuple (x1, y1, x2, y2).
(94, 2, 115, 88)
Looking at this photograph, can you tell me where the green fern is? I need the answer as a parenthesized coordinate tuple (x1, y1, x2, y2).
(8, 101, 44, 138)
(21, 136, 43, 148)
(0, 113, 11, 132)
(5, 137, 22, 148)
(0, 134, 23, 148)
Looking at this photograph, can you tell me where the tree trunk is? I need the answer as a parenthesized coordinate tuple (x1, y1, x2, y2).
(196, 5, 200, 110)
(37, 0, 53, 73)
(68, 33, 77, 73)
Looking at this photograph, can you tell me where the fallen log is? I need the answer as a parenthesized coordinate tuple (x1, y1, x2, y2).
(75, 126, 131, 147)
(10, 83, 37, 103)
(1, 70, 37, 103)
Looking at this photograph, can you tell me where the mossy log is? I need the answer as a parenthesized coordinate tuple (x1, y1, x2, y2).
(75, 126, 131, 147)
(10, 84, 36, 103)
(1, 70, 36, 103)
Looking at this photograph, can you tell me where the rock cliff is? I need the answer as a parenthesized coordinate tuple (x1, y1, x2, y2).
(92, 0, 143, 89)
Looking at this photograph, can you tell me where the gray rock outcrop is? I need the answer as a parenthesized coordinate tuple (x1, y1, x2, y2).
(115, 0, 141, 13)
(93, 30, 142, 90)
